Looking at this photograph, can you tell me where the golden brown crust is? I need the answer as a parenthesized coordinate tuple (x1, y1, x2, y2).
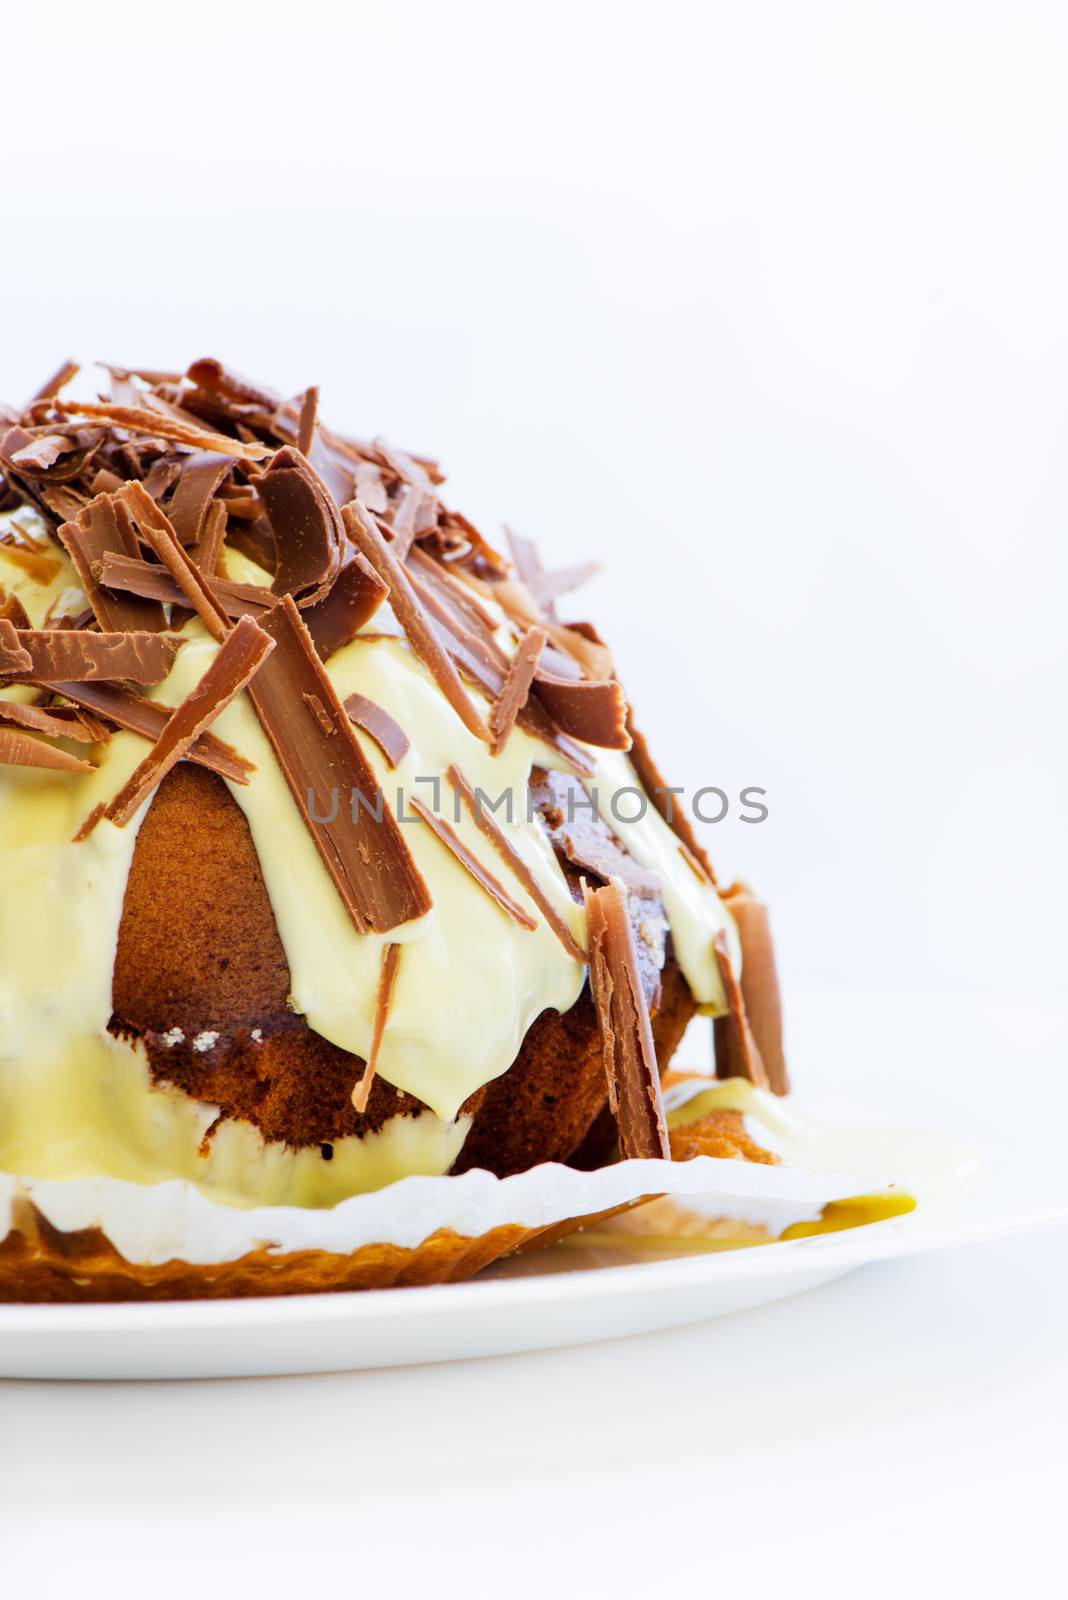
(668, 1108, 778, 1165)
(0, 1196, 627, 1302)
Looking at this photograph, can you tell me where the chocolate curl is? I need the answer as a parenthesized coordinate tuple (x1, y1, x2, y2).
(408, 796, 538, 931)
(344, 693, 410, 769)
(0, 700, 103, 744)
(50, 401, 271, 462)
(103, 616, 275, 828)
(352, 943, 401, 1113)
(94, 552, 274, 619)
(0, 590, 31, 629)
(301, 554, 388, 660)
(117, 481, 230, 643)
(583, 877, 670, 1160)
(2, 625, 183, 685)
(256, 446, 344, 605)
(712, 930, 771, 1092)
(343, 501, 489, 742)
(296, 387, 319, 458)
(29, 361, 80, 404)
(532, 670, 630, 751)
(245, 595, 431, 935)
(166, 452, 234, 546)
(0, 620, 32, 675)
(720, 887, 789, 1095)
(0, 726, 94, 775)
(57, 494, 168, 634)
(446, 763, 585, 963)
(46, 680, 253, 785)
(490, 626, 546, 755)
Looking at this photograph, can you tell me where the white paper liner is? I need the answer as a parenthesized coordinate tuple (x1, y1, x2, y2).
(0, 1144, 901, 1269)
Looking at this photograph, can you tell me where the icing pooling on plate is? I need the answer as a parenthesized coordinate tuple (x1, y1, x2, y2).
(0, 510, 739, 1203)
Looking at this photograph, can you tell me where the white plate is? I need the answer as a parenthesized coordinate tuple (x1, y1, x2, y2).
(1, 1169, 1061, 1380)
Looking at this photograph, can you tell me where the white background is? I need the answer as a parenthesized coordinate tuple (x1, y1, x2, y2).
(2, 2, 1066, 1595)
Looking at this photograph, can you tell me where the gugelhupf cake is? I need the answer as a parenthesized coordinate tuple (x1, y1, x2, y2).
(0, 358, 788, 1295)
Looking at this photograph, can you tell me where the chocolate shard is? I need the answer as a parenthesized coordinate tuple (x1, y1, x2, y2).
(94, 552, 276, 619)
(447, 763, 585, 963)
(256, 446, 344, 605)
(0, 620, 32, 675)
(103, 616, 275, 827)
(352, 943, 401, 1113)
(166, 451, 234, 545)
(30, 360, 80, 404)
(3, 625, 183, 685)
(117, 481, 230, 642)
(58, 494, 168, 634)
(247, 594, 431, 934)
(46, 680, 253, 784)
(344, 693, 410, 769)
(712, 930, 771, 1092)
(531, 769, 662, 897)
(343, 501, 489, 742)
(532, 669, 630, 751)
(184, 358, 280, 412)
(296, 387, 319, 459)
(490, 626, 547, 755)
(408, 795, 537, 931)
(0, 589, 31, 629)
(625, 716, 717, 885)
(51, 400, 271, 462)
(583, 877, 670, 1160)
(301, 553, 387, 660)
(190, 498, 228, 577)
(719, 886, 788, 1095)
(0, 699, 103, 744)
(0, 726, 94, 775)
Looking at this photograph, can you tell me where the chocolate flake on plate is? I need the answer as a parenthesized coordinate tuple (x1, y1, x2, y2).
(583, 877, 670, 1160)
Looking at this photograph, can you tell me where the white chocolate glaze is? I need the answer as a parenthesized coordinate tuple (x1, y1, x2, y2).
(0, 508, 740, 1204)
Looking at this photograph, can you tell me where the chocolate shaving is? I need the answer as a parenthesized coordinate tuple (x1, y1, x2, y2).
(0, 590, 31, 629)
(94, 551, 275, 619)
(625, 717, 717, 885)
(51, 401, 271, 462)
(353, 461, 389, 515)
(532, 669, 630, 751)
(30, 361, 79, 404)
(256, 446, 344, 605)
(343, 502, 489, 742)
(117, 481, 230, 642)
(246, 595, 431, 934)
(296, 388, 319, 459)
(490, 626, 546, 754)
(0, 726, 94, 775)
(45, 680, 253, 784)
(345, 693, 410, 768)
(191, 498, 228, 577)
(1, 625, 182, 684)
(58, 494, 168, 634)
(447, 764, 584, 962)
(531, 769, 662, 897)
(301, 553, 387, 660)
(166, 452, 233, 545)
(408, 795, 537, 931)
(102, 616, 274, 827)
(352, 943, 401, 1113)
(0, 699, 103, 744)
(0, 620, 32, 674)
(712, 930, 770, 1091)
(719, 887, 788, 1095)
(583, 878, 670, 1160)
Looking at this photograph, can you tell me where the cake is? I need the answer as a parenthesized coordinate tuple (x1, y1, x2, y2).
(0, 359, 789, 1297)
